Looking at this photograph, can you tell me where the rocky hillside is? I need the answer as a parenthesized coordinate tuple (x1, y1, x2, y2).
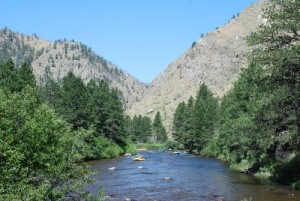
(0, 28, 147, 109)
(128, 0, 269, 132)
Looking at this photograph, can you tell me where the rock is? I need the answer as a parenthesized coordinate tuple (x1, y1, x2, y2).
(124, 198, 131, 201)
(124, 153, 132, 156)
(108, 167, 116, 171)
(147, 108, 154, 114)
(138, 166, 144, 169)
(164, 177, 171, 180)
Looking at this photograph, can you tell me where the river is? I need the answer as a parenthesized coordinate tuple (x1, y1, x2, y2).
(85, 150, 300, 201)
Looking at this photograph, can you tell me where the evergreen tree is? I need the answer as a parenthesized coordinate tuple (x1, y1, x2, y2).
(17, 62, 36, 91)
(172, 102, 187, 143)
(153, 111, 167, 143)
(60, 72, 89, 130)
(104, 88, 126, 144)
(217, 0, 300, 181)
(123, 115, 132, 138)
(86, 79, 102, 130)
(183, 96, 195, 151)
(191, 84, 218, 153)
(0, 59, 19, 92)
(40, 78, 62, 112)
(247, 0, 300, 180)
(218, 63, 265, 164)
(131, 115, 153, 143)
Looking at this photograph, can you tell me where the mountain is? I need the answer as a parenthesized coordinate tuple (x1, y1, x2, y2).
(128, 0, 269, 132)
(0, 28, 147, 109)
(0, 0, 269, 133)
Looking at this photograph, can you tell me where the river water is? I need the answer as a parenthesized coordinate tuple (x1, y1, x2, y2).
(85, 150, 300, 201)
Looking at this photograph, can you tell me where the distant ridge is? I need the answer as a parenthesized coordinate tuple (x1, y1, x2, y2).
(0, 28, 147, 109)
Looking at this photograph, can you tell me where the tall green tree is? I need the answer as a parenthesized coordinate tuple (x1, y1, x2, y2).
(218, 63, 266, 165)
(60, 72, 89, 130)
(183, 96, 195, 151)
(172, 102, 186, 142)
(0, 60, 36, 93)
(217, 0, 299, 181)
(0, 59, 17, 92)
(153, 111, 167, 143)
(191, 84, 218, 153)
(40, 77, 61, 111)
(104, 88, 126, 144)
(17, 62, 36, 91)
(247, 0, 300, 180)
(131, 115, 153, 143)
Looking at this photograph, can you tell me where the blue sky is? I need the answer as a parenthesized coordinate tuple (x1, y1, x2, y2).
(1, 0, 256, 83)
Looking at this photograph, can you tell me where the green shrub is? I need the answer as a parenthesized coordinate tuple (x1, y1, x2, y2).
(164, 140, 180, 150)
(0, 88, 91, 200)
(93, 136, 123, 159)
(292, 181, 300, 190)
(201, 137, 220, 157)
(136, 143, 166, 150)
(124, 142, 137, 155)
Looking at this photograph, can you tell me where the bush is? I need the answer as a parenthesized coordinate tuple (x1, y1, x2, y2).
(292, 181, 300, 190)
(123, 141, 137, 155)
(0, 88, 91, 200)
(136, 143, 166, 150)
(164, 140, 180, 150)
(201, 137, 220, 157)
(93, 136, 123, 159)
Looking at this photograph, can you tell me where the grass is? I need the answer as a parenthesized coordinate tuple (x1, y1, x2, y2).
(136, 143, 167, 150)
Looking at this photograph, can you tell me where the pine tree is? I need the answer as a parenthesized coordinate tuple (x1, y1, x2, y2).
(86, 79, 102, 130)
(153, 111, 167, 143)
(131, 115, 153, 143)
(183, 96, 195, 151)
(17, 62, 36, 91)
(40, 77, 61, 111)
(172, 102, 186, 142)
(247, 0, 300, 180)
(104, 88, 126, 144)
(0, 59, 18, 92)
(191, 84, 218, 153)
(60, 72, 89, 130)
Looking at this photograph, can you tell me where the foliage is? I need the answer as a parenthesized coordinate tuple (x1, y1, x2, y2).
(172, 84, 218, 153)
(123, 141, 137, 155)
(191, 84, 219, 153)
(92, 136, 124, 159)
(292, 181, 300, 190)
(0, 59, 35, 93)
(131, 115, 153, 143)
(40, 72, 130, 158)
(153, 111, 167, 143)
(136, 143, 167, 150)
(0, 88, 91, 200)
(60, 72, 89, 130)
(0, 59, 136, 199)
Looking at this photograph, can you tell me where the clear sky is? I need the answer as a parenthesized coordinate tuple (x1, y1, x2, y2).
(1, 0, 257, 83)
